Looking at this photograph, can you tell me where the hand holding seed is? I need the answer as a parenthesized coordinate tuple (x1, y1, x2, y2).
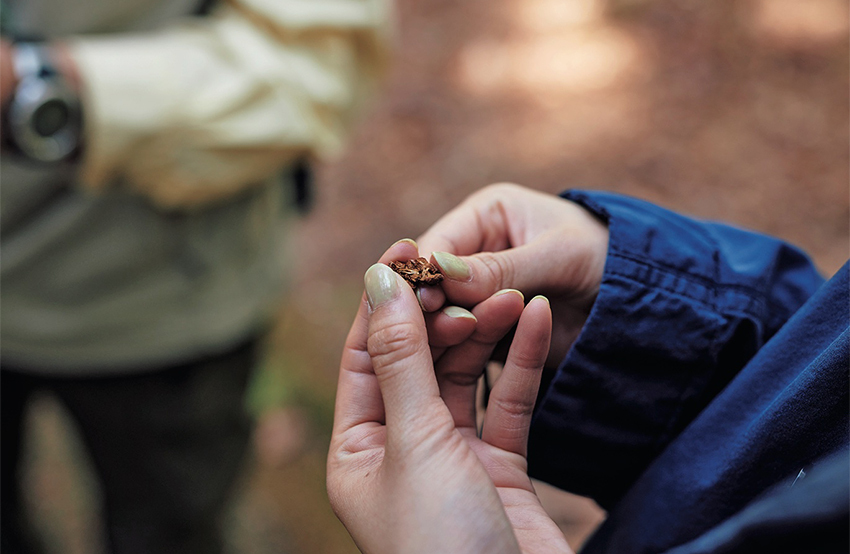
(389, 257, 444, 288)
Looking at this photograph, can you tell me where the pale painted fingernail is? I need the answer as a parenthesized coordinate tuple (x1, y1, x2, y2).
(432, 251, 471, 281)
(393, 238, 418, 249)
(531, 295, 550, 306)
(364, 263, 401, 310)
(442, 306, 477, 321)
(495, 288, 524, 302)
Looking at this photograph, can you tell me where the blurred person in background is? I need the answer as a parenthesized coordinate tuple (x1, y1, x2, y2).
(0, 1, 390, 553)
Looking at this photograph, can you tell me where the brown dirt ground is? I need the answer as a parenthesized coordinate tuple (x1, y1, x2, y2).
(24, 1, 848, 553)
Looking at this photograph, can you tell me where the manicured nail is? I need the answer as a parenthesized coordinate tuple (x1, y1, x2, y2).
(442, 306, 477, 321)
(364, 263, 401, 310)
(432, 251, 471, 281)
(393, 238, 418, 249)
(494, 288, 524, 302)
(531, 295, 550, 306)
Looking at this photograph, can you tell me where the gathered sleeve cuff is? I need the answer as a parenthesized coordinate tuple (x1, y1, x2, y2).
(527, 189, 825, 509)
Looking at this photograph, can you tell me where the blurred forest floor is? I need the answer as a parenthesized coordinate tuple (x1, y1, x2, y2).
(23, 1, 848, 553)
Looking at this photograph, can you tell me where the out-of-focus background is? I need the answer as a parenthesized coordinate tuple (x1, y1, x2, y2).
(21, 0, 848, 552)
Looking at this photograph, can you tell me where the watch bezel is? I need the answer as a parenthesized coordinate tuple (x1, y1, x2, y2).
(8, 73, 82, 163)
(5, 42, 83, 164)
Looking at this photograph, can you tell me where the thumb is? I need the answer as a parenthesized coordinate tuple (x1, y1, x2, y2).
(431, 240, 565, 307)
(364, 263, 444, 435)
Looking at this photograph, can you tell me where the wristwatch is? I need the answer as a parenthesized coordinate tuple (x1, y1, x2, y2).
(5, 42, 82, 163)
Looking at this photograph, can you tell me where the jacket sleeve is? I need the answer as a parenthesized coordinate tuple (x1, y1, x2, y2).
(68, 0, 392, 209)
(527, 189, 826, 509)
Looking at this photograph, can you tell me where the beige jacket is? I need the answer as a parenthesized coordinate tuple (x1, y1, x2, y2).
(1, 0, 391, 372)
(70, 0, 391, 209)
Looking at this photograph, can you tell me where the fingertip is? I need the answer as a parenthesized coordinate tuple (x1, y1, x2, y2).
(526, 295, 553, 321)
(442, 305, 478, 321)
(431, 251, 471, 282)
(417, 285, 446, 312)
(432, 252, 524, 310)
(494, 288, 524, 302)
(425, 305, 477, 348)
(393, 237, 419, 250)
(515, 295, 553, 351)
(364, 263, 403, 311)
(529, 294, 551, 311)
(378, 238, 420, 265)
(486, 289, 526, 319)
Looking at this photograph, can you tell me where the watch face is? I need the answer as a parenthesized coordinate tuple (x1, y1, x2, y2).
(8, 76, 81, 163)
(33, 99, 71, 137)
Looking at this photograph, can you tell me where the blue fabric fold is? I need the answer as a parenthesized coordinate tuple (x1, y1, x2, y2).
(526, 189, 847, 554)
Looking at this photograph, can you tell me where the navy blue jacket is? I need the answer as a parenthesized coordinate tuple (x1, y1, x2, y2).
(528, 190, 849, 554)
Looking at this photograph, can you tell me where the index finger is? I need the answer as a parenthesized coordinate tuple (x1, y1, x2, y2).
(416, 187, 513, 259)
(332, 239, 420, 435)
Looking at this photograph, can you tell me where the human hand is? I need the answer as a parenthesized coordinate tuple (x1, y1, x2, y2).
(327, 239, 572, 554)
(0, 40, 82, 106)
(0, 40, 82, 148)
(417, 183, 610, 369)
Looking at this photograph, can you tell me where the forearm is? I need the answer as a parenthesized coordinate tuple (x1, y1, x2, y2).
(65, 0, 391, 208)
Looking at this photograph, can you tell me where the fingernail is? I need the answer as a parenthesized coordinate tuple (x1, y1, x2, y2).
(393, 238, 418, 249)
(364, 263, 401, 310)
(442, 306, 477, 321)
(531, 295, 550, 306)
(495, 288, 524, 302)
(432, 251, 471, 281)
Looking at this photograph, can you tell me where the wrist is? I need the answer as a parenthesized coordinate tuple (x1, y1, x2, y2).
(3, 41, 84, 163)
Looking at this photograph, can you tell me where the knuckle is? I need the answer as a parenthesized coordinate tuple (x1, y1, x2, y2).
(481, 182, 521, 196)
(478, 252, 515, 290)
(434, 232, 462, 256)
(367, 320, 424, 372)
(490, 395, 535, 419)
(437, 368, 482, 387)
(510, 348, 545, 374)
(468, 182, 518, 206)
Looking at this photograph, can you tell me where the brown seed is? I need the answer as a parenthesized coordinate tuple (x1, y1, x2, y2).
(388, 257, 444, 288)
